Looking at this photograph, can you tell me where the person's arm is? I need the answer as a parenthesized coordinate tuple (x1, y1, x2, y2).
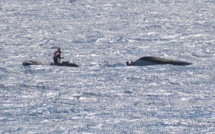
(54, 51, 57, 56)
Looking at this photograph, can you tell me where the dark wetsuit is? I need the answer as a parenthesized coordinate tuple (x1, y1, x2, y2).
(53, 57, 58, 64)
(53, 50, 61, 64)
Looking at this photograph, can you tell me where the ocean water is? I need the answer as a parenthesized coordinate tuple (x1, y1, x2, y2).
(0, 0, 215, 133)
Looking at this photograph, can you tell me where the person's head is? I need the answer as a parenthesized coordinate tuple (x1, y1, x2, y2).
(126, 61, 131, 66)
(126, 61, 134, 66)
(58, 48, 61, 51)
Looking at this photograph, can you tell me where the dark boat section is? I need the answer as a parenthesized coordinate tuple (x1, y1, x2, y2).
(23, 60, 79, 67)
(126, 56, 191, 66)
(51, 61, 79, 67)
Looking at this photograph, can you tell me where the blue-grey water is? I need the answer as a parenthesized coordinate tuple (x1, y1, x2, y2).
(0, 0, 215, 133)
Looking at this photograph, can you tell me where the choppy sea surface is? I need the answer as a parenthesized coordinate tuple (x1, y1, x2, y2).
(0, 0, 215, 133)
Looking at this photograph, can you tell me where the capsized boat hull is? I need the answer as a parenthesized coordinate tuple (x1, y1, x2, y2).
(126, 56, 192, 66)
(23, 60, 79, 67)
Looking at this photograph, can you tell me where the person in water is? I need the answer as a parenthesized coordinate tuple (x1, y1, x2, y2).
(53, 48, 63, 64)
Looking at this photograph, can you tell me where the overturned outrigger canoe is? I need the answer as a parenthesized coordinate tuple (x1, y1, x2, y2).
(126, 56, 191, 66)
